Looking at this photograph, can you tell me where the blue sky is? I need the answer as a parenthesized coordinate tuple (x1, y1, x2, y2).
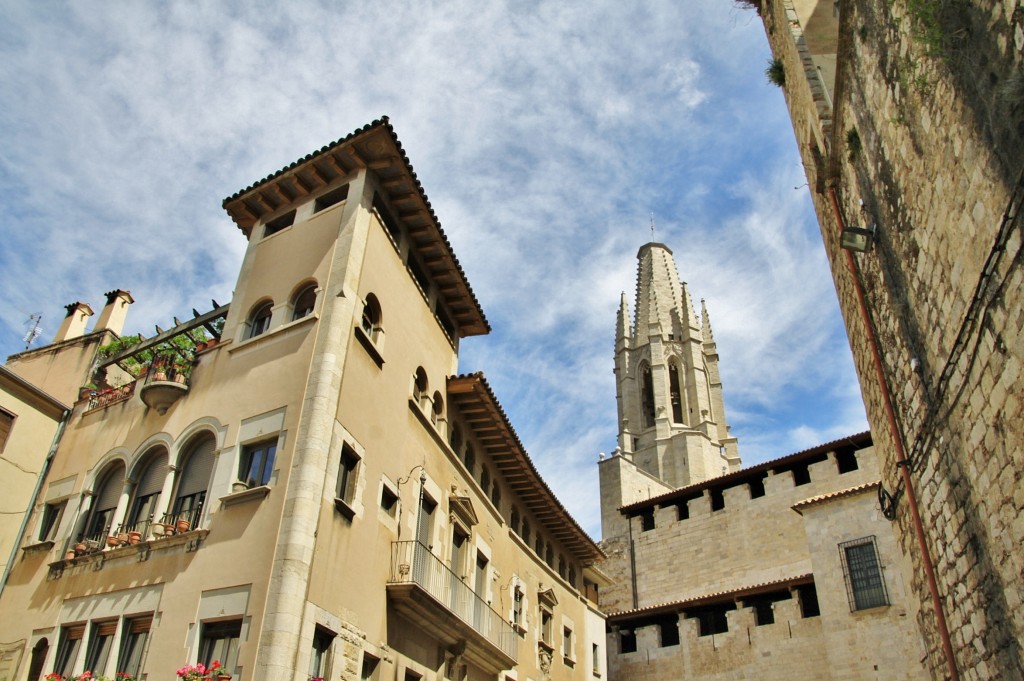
(0, 1, 866, 538)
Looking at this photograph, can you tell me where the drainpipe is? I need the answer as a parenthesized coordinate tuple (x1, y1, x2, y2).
(0, 409, 70, 598)
(827, 187, 959, 681)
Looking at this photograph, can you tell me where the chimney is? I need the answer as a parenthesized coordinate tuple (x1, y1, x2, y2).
(94, 289, 134, 336)
(53, 302, 94, 343)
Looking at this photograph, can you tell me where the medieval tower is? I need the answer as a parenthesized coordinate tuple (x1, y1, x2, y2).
(599, 242, 740, 538)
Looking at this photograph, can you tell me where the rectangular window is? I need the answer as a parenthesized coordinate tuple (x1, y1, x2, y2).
(263, 210, 296, 237)
(562, 626, 573, 660)
(512, 586, 524, 628)
(840, 536, 889, 611)
(240, 439, 277, 488)
(619, 628, 636, 654)
(336, 445, 360, 504)
(38, 500, 66, 542)
(308, 626, 334, 680)
(361, 653, 380, 680)
(314, 184, 349, 213)
(540, 608, 553, 646)
(85, 620, 117, 674)
(380, 483, 398, 517)
(199, 620, 242, 671)
(0, 408, 13, 453)
(118, 616, 152, 677)
(54, 624, 85, 676)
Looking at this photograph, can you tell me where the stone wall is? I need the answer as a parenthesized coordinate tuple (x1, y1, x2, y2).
(758, 0, 1024, 677)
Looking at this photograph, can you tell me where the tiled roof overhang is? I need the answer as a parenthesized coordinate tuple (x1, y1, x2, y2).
(607, 573, 815, 623)
(447, 373, 605, 565)
(792, 480, 880, 514)
(619, 430, 873, 513)
(222, 117, 489, 338)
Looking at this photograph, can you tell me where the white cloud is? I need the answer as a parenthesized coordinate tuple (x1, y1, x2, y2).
(0, 0, 867, 539)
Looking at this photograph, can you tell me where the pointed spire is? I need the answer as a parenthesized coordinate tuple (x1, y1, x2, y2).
(634, 243, 688, 336)
(701, 298, 716, 344)
(616, 292, 632, 342)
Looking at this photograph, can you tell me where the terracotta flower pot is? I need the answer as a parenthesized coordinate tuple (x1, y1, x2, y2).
(176, 519, 191, 533)
(107, 535, 120, 547)
(74, 542, 87, 555)
(64, 550, 76, 561)
(128, 531, 142, 545)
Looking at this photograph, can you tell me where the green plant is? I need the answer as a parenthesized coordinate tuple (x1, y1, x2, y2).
(846, 128, 862, 162)
(765, 58, 785, 87)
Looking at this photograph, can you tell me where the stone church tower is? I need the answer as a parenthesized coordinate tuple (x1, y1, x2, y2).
(600, 242, 740, 537)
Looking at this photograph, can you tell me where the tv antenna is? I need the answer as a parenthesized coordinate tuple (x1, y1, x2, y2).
(23, 313, 43, 350)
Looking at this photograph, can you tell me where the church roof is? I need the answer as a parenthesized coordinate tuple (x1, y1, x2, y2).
(448, 372, 605, 565)
(619, 430, 872, 513)
(222, 117, 489, 337)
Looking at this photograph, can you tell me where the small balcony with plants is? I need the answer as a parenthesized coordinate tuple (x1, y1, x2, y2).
(85, 304, 228, 414)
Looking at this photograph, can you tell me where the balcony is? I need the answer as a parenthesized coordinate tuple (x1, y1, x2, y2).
(388, 541, 518, 674)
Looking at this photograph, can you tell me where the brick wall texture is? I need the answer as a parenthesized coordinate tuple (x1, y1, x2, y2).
(760, 0, 1024, 677)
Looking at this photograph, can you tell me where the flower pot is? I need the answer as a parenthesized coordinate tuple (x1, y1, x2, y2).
(216, 675, 231, 681)
(174, 373, 187, 384)
(117, 531, 129, 544)
(107, 535, 120, 547)
(64, 550, 76, 561)
(232, 481, 249, 494)
(195, 340, 208, 352)
(74, 542, 87, 555)
(153, 370, 168, 382)
(176, 519, 191, 533)
(128, 531, 142, 545)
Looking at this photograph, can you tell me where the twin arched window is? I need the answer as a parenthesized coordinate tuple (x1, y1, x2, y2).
(292, 284, 317, 321)
(248, 302, 273, 339)
(362, 294, 382, 340)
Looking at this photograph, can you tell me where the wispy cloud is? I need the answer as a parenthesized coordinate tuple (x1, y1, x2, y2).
(0, 0, 866, 538)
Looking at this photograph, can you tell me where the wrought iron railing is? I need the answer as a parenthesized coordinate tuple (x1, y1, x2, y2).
(390, 540, 517, 662)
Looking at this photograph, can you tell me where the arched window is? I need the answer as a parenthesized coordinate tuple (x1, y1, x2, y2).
(449, 425, 463, 455)
(521, 518, 531, 545)
(481, 467, 491, 493)
(126, 448, 168, 536)
(248, 301, 273, 338)
(27, 638, 49, 681)
(535, 536, 544, 557)
(558, 555, 567, 579)
(413, 368, 428, 405)
(490, 480, 501, 509)
(172, 434, 216, 530)
(85, 462, 125, 542)
(545, 545, 555, 567)
(464, 445, 476, 476)
(291, 283, 318, 321)
(669, 360, 684, 424)
(361, 294, 382, 339)
(431, 391, 444, 425)
(640, 364, 656, 428)
(510, 507, 521, 535)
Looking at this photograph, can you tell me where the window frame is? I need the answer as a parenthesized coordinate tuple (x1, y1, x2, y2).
(263, 210, 296, 238)
(309, 626, 335, 680)
(839, 536, 889, 611)
(240, 438, 278, 489)
(84, 619, 117, 675)
(54, 624, 85, 676)
(199, 619, 242, 671)
(38, 500, 66, 542)
(0, 407, 14, 453)
(334, 444, 361, 518)
(247, 301, 274, 339)
(291, 284, 318, 321)
(117, 616, 152, 678)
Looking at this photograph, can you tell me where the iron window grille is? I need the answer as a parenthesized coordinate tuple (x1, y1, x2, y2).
(839, 536, 889, 611)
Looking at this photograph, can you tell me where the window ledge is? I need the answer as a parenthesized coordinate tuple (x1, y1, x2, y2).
(22, 540, 55, 553)
(354, 325, 384, 368)
(229, 313, 317, 353)
(563, 657, 576, 667)
(538, 641, 554, 654)
(221, 485, 271, 507)
(512, 623, 527, 637)
(334, 497, 356, 520)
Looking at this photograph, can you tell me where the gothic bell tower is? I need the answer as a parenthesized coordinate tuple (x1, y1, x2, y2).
(600, 243, 740, 536)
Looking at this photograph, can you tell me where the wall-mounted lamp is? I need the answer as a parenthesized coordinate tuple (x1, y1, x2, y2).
(840, 224, 876, 252)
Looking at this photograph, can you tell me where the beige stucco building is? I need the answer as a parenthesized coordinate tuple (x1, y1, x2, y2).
(0, 118, 606, 681)
(747, 0, 1024, 677)
(599, 244, 927, 680)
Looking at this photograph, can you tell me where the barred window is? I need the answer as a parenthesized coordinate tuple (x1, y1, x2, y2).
(839, 536, 889, 611)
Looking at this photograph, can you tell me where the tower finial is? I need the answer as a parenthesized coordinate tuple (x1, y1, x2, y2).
(650, 213, 656, 241)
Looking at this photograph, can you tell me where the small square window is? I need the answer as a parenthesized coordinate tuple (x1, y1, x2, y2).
(314, 184, 349, 213)
(240, 439, 277, 488)
(263, 210, 296, 237)
(361, 653, 380, 680)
